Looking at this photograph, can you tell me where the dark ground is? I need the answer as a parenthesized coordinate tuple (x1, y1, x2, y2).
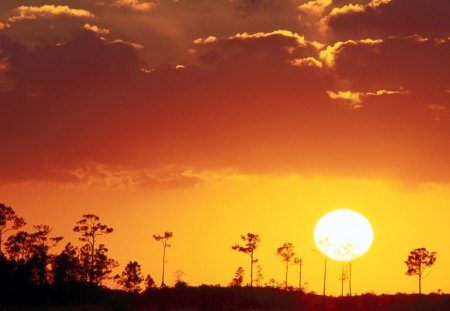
(1, 285, 449, 311)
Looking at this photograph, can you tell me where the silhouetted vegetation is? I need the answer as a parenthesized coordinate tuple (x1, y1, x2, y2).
(405, 247, 437, 294)
(0, 202, 448, 310)
(276, 242, 298, 290)
(232, 233, 260, 287)
(153, 231, 173, 287)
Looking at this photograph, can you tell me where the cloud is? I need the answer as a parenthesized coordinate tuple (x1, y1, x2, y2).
(324, 0, 450, 39)
(8, 5, 94, 23)
(327, 89, 409, 109)
(291, 56, 323, 68)
(83, 23, 110, 35)
(319, 38, 382, 67)
(111, 0, 159, 12)
(56, 162, 202, 190)
(0, 22, 9, 30)
(193, 36, 218, 45)
(232, 0, 279, 15)
(298, 0, 332, 16)
(332, 36, 450, 91)
(112, 39, 144, 49)
(1, 29, 450, 186)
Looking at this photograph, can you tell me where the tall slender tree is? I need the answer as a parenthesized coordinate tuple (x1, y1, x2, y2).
(153, 231, 173, 287)
(317, 237, 330, 300)
(0, 203, 26, 253)
(276, 242, 297, 290)
(73, 214, 114, 284)
(294, 257, 303, 290)
(405, 247, 437, 294)
(232, 233, 260, 287)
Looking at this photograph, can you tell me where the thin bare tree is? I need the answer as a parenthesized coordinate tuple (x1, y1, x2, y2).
(232, 233, 260, 287)
(153, 231, 173, 287)
(276, 242, 297, 290)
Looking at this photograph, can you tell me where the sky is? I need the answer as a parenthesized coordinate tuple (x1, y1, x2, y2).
(1, 0, 449, 295)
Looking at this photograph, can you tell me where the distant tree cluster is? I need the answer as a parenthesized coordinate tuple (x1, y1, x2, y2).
(0, 202, 161, 301)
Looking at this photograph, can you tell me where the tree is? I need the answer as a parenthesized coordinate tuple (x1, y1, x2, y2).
(294, 257, 303, 291)
(276, 242, 297, 290)
(79, 243, 118, 285)
(29, 225, 63, 284)
(316, 237, 331, 299)
(232, 233, 260, 287)
(52, 242, 81, 284)
(153, 231, 173, 287)
(230, 266, 244, 287)
(0, 203, 26, 253)
(119, 261, 144, 293)
(5, 224, 62, 284)
(255, 264, 264, 287)
(73, 214, 114, 284)
(174, 269, 186, 284)
(145, 274, 157, 290)
(405, 247, 437, 294)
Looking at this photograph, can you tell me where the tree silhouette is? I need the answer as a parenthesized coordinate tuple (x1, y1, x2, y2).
(316, 237, 331, 299)
(153, 231, 173, 287)
(145, 274, 157, 290)
(119, 261, 144, 293)
(0, 203, 26, 253)
(5, 224, 62, 284)
(73, 214, 114, 284)
(405, 247, 437, 294)
(255, 264, 264, 287)
(174, 269, 186, 284)
(336, 243, 358, 296)
(293, 257, 303, 290)
(52, 242, 81, 284)
(276, 242, 297, 290)
(232, 233, 260, 287)
(230, 266, 244, 287)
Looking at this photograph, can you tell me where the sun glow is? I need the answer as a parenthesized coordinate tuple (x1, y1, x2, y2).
(314, 209, 374, 261)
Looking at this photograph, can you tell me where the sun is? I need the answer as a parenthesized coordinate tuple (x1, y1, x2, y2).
(314, 209, 374, 261)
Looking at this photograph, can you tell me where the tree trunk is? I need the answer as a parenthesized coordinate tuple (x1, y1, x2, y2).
(349, 262, 352, 296)
(419, 273, 422, 294)
(323, 258, 327, 298)
(299, 260, 302, 290)
(285, 261, 289, 290)
(162, 245, 166, 287)
(341, 263, 344, 297)
(250, 251, 254, 287)
(91, 239, 95, 284)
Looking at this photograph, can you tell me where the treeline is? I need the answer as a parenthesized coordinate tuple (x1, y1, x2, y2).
(0, 202, 445, 310)
(0, 203, 159, 306)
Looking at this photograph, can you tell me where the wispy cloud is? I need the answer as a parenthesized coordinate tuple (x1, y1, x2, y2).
(327, 89, 409, 109)
(111, 0, 159, 12)
(8, 5, 94, 23)
(83, 23, 110, 35)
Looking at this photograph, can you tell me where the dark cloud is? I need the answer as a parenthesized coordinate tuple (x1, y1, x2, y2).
(232, 0, 279, 15)
(326, 0, 450, 39)
(1, 29, 449, 186)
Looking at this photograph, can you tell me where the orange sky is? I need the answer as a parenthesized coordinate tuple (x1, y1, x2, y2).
(1, 0, 449, 295)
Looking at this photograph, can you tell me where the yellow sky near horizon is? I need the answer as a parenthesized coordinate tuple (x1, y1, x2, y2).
(1, 173, 449, 296)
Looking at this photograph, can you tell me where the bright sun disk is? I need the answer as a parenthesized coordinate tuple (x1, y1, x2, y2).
(314, 209, 374, 261)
